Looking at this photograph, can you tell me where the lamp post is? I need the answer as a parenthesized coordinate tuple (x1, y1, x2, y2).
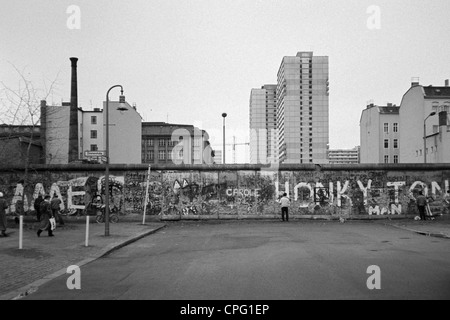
(423, 111, 436, 164)
(105, 85, 126, 236)
(222, 113, 227, 164)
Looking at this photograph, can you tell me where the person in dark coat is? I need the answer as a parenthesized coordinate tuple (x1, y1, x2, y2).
(34, 195, 44, 222)
(0, 192, 9, 237)
(37, 195, 54, 237)
(416, 191, 428, 221)
(50, 195, 64, 226)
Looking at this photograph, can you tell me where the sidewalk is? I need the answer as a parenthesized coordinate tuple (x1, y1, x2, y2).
(381, 215, 450, 239)
(0, 218, 165, 300)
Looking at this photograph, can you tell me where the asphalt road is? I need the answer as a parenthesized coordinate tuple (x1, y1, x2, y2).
(24, 221, 450, 300)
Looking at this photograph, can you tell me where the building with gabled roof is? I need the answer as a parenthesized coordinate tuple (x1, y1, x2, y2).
(399, 80, 450, 163)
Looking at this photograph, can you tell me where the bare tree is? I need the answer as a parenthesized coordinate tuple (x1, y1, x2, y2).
(0, 63, 61, 214)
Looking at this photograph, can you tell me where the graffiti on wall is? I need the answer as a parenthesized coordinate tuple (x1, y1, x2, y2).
(1, 169, 449, 217)
(4, 175, 124, 215)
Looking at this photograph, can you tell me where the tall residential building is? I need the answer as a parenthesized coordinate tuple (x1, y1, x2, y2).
(276, 51, 329, 164)
(399, 80, 450, 163)
(360, 103, 400, 164)
(328, 147, 360, 164)
(141, 122, 214, 165)
(249, 84, 277, 164)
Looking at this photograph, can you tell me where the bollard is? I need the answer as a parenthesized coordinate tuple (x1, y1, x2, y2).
(19, 215, 23, 249)
(85, 215, 90, 247)
(142, 164, 151, 225)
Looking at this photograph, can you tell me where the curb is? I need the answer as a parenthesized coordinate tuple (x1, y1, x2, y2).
(0, 224, 166, 301)
(383, 223, 450, 239)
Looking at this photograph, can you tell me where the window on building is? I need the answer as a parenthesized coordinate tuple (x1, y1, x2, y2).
(384, 139, 389, 149)
(149, 150, 154, 160)
(159, 139, 165, 147)
(91, 116, 97, 125)
(384, 155, 389, 163)
(90, 130, 97, 139)
(394, 155, 398, 163)
(393, 139, 398, 149)
(158, 150, 166, 160)
(393, 123, 398, 133)
(167, 150, 172, 160)
(90, 144, 98, 151)
(384, 123, 389, 133)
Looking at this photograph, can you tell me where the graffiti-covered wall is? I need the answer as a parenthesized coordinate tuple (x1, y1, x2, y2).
(0, 164, 449, 218)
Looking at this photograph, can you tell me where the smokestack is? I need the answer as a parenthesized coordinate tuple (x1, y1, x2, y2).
(445, 79, 449, 87)
(70, 57, 78, 109)
(68, 57, 79, 162)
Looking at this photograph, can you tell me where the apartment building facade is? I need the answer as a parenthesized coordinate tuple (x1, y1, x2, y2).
(276, 51, 329, 164)
(360, 103, 400, 164)
(399, 81, 450, 163)
(141, 122, 214, 165)
(249, 84, 277, 164)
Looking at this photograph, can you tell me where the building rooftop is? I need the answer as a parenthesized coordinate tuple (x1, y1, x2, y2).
(423, 86, 450, 98)
(378, 106, 400, 114)
(142, 122, 193, 127)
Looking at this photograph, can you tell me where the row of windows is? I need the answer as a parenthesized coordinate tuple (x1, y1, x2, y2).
(416, 145, 438, 157)
(142, 138, 203, 147)
(383, 122, 399, 133)
(384, 139, 399, 149)
(143, 150, 183, 161)
(384, 155, 399, 163)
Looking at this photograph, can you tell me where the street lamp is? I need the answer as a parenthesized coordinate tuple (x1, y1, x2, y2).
(104, 85, 126, 236)
(222, 113, 227, 164)
(423, 111, 436, 164)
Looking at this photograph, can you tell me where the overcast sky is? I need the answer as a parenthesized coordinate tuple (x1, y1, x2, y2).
(1, 0, 449, 163)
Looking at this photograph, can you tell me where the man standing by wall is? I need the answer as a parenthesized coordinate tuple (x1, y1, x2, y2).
(278, 193, 291, 222)
(416, 191, 428, 221)
(0, 192, 9, 237)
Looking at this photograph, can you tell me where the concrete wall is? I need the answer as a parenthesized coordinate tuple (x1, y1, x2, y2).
(0, 164, 449, 219)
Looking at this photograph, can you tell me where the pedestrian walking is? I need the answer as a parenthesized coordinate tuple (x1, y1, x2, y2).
(0, 192, 9, 237)
(416, 191, 428, 221)
(278, 193, 291, 222)
(34, 195, 44, 222)
(51, 195, 64, 226)
(37, 195, 55, 237)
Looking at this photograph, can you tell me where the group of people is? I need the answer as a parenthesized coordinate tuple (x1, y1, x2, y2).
(0, 193, 64, 237)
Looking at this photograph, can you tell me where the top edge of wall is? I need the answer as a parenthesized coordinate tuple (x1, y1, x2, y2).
(1, 163, 450, 173)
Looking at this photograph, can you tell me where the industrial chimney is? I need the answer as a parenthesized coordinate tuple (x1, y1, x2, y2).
(68, 57, 79, 163)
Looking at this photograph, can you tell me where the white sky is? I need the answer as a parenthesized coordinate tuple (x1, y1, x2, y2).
(1, 0, 450, 163)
